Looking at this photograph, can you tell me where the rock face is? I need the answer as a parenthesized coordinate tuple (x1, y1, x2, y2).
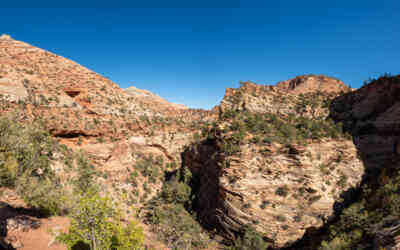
(276, 74, 349, 94)
(330, 75, 400, 169)
(186, 139, 363, 247)
(0, 77, 28, 102)
(185, 78, 363, 248)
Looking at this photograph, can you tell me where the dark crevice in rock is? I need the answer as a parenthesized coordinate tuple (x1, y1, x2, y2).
(52, 131, 89, 139)
(64, 90, 80, 98)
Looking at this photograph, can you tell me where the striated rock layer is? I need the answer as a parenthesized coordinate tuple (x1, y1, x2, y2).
(331, 75, 400, 170)
(185, 77, 364, 248)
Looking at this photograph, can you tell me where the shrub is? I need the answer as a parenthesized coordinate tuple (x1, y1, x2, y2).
(276, 215, 286, 222)
(275, 185, 289, 197)
(0, 116, 67, 215)
(134, 155, 162, 182)
(306, 164, 400, 249)
(229, 226, 270, 250)
(212, 101, 349, 149)
(260, 200, 269, 209)
(74, 152, 96, 194)
(144, 167, 210, 249)
(58, 190, 144, 250)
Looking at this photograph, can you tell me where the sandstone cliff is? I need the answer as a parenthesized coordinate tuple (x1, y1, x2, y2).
(311, 74, 400, 250)
(185, 76, 363, 248)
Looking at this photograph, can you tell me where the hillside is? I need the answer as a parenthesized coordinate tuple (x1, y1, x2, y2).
(0, 35, 213, 250)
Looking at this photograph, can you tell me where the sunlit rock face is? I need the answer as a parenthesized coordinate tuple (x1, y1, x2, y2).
(186, 78, 365, 248)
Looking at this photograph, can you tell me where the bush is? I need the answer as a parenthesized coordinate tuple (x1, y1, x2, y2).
(228, 226, 270, 250)
(275, 185, 289, 197)
(305, 167, 400, 250)
(134, 155, 162, 182)
(0, 116, 55, 187)
(0, 116, 67, 215)
(74, 152, 97, 194)
(58, 190, 144, 250)
(209, 103, 349, 149)
(146, 202, 209, 249)
(144, 167, 210, 249)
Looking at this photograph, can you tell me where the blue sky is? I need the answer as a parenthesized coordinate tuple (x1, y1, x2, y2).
(1, 1, 399, 109)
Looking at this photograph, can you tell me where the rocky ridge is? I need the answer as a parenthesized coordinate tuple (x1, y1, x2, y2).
(125, 86, 187, 112)
(220, 76, 349, 117)
(0, 34, 208, 140)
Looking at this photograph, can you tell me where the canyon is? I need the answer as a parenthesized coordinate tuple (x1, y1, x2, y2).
(0, 34, 399, 250)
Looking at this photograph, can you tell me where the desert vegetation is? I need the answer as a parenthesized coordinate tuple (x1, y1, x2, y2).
(142, 167, 212, 249)
(0, 115, 145, 250)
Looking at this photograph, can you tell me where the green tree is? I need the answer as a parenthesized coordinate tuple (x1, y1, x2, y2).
(58, 190, 144, 250)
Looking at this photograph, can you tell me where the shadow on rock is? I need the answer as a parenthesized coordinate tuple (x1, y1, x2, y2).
(0, 201, 48, 250)
(285, 77, 400, 249)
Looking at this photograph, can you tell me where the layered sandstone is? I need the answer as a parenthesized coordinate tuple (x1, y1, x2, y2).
(330, 75, 400, 169)
(185, 78, 362, 248)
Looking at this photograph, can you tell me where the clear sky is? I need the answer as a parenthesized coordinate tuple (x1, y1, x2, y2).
(1, 1, 399, 109)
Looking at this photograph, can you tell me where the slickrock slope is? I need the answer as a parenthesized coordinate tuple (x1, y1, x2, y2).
(125, 86, 187, 112)
(185, 77, 363, 248)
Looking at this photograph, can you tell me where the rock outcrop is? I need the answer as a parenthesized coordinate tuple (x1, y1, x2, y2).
(186, 138, 363, 247)
(185, 78, 362, 248)
(220, 75, 350, 116)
